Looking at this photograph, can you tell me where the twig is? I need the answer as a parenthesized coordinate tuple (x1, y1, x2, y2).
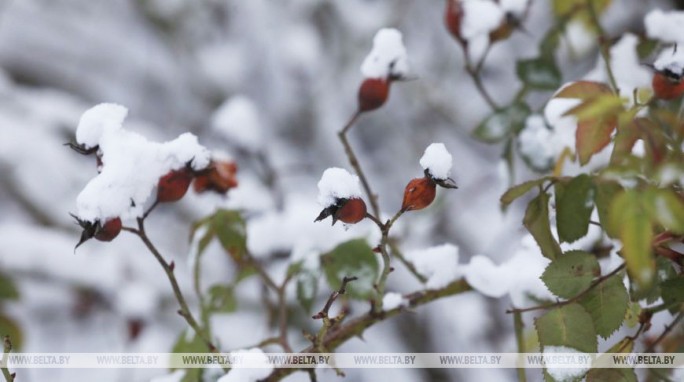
(506, 263, 625, 314)
(127, 218, 220, 355)
(645, 312, 684, 353)
(463, 45, 498, 110)
(585, 0, 619, 94)
(389, 240, 427, 284)
(1, 336, 14, 382)
(313, 276, 358, 320)
(338, 114, 381, 218)
(263, 278, 471, 381)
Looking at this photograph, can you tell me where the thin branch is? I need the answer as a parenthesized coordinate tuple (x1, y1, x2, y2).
(507, 263, 625, 314)
(263, 278, 471, 381)
(313, 276, 358, 320)
(128, 218, 220, 356)
(1, 336, 14, 382)
(338, 116, 381, 218)
(645, 312, 684, 353)
(389, 240, 427, 284)
(585, 0, 619, 94)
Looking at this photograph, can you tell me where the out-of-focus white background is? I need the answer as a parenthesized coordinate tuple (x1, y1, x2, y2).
(0, 0, 675, 381)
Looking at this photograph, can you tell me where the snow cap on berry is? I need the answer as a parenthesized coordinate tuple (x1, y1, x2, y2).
(316, 168, 363, 208)
(76, 103, 128, 149)
(653, 47, 684, 78)
(420, 143, 453, 180)
(75, 103, 211, 222)
(360, 28, 410, 80)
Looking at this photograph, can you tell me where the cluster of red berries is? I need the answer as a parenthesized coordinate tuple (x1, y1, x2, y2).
(68, 143, 238, 249)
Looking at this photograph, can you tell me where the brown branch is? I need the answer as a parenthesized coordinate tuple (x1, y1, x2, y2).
(507, 263, 626, 314)
(645, 312, 684, 353)
(262, 278, 471, 381)
(338, 112, 381, 218)
(1, 336, 14, 382)
(127, 218, 220, 356)
(312, 276, 358, 320)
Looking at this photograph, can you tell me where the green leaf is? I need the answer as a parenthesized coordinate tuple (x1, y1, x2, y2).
(586, 368, 636, 382)
(609, 191, 654, 287)
(320, 239, 379, 299)
(473, 102, 531, 143)
(554, 81, 612, 100)
(500, 178, 549, 209)
(555, 175, 595, 243)
(535, 303, 598, 353)
(206, 284, 237, 313)
(594, 180, 622, 238)
(517, 56, 562, 90)
(541, 250, 600, 299)
(524, 191, 562, 260)
(0, 314, 22, 350)
(0, 273, 19, 301)
(562, 94, 623, 121)
(646, 190, 684, 234)
(171, 330, 206, 381)
(661, 277, 684, 312)
(579, 276, 629, 339)
(212, 209, 247, 262)
(296, 271, 319, 313)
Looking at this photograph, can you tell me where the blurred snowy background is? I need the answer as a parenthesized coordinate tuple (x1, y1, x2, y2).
(0, 0, 678, 381)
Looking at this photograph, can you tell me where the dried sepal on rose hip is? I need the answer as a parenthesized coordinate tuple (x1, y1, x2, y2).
(402, 143, 457, 212)
(193, 160, 238, 195)
(650, 47, 684, 100)
(315, 168, 367, 225)
(70, 213, 122, 250)
(357, 28, 411, 113)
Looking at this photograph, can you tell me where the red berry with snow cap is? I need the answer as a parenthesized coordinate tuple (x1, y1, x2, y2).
(157, 167, 193, 203)
(358, 78, 390, 112)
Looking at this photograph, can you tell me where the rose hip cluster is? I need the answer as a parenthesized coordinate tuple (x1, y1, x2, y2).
(67, 143, 238, 249)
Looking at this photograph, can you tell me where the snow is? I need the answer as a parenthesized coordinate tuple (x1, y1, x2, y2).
(212, 96, 263, 152)
(114, 280, 160, 319)
(460, 1, 503, 41)
(543, 346, 591, 381)
(645, 9, 684, 44)
(360, 28, 410, 79)
(464, 234, 551, 306)
(586, 34, 651, 101)
(75, 103, 128, 149)
(653, 46, 684, 76)
(518, 115, 555, 170)
(316, 167, 363, 208)
(217, 348, 273, 382)
(405, 244, 460, 289)
(382, 292, 407, 310)
(75, 103, 211, 222)
(419, 143, 453, 180)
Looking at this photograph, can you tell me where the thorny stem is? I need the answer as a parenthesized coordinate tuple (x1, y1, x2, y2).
(585, 0, 619, 94)
(1, 336, 14, 382)
(312, 276, 358, 320)
(506, 263, 626, 314)
(338, 111, 381, 218)
(126, 218, 221, 358)
(645, 311, 684, 353)
(262, 278, 472, 381)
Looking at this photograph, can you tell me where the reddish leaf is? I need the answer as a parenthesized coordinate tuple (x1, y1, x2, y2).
(576, 115, 617, 165)
(555, 81, 612, 100)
